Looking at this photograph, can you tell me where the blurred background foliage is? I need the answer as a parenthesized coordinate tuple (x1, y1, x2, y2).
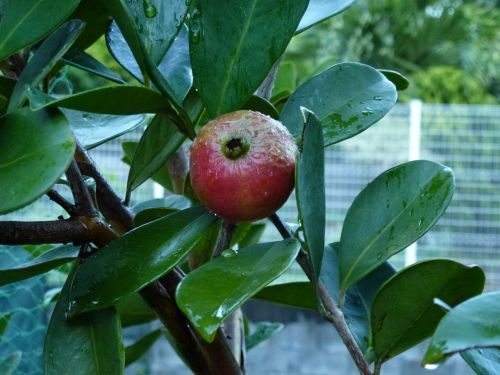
(283, 0, 499, 104)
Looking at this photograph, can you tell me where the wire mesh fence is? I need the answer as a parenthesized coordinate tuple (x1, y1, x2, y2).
(0, 102, 499, 373)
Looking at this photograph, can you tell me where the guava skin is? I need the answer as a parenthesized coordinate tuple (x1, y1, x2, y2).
(190, 110, 297, 222)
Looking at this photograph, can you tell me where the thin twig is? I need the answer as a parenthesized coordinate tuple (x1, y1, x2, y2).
(269, 213, 373, 375)
(65, 160, 96, 215)
(46, 189, 77, 216)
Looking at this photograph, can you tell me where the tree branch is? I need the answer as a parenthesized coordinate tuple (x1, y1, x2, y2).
(46, 189, 77, 216)
(0, 218, 93, 245)
(212, 219, 236, 259)
(269, 213, 373, 375)
(75, 143, 134, 232)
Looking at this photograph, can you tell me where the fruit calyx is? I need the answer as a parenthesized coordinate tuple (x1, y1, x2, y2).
(222, 136, 250, 160)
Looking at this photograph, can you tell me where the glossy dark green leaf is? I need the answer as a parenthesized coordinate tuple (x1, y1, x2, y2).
(280, 63, 397, 147)
(133, 195, 192, 226)
(423, 291, 500, 365)
(0, 352, 21, 375)
(462, 348, 500, 375)
(320, 243, 396, 355)
(126, 114, 185, 200)
(176, 238, 301, 342)
(70, 0, 110, 50)
(0, 0, 80, 61)
(296, 109, 325, 282)
(246, 322, 284, 351)
(45, 267, 125, 375)
(0, 108, 75, 214)
(338, 160, 455, 295)
(106, 22, 192, 102)
(101, 0, 190, 122)
(28, 85, 172, 115)
(116, 293, 156, 327)
(62, 48, 124, 84)
(0, 245, 78, 287)
(190, 0, 308, 117)
(61, 109, 147, 149)
(125, 329, 163, 366)
(241, 95, 279, 119)
(379, 69, 410, 91)
(122, 141, 173, 191)
(189, 220, 221, 270)
(104, 0, 187, 67)
(296, 0, 355, 33)
(0, 312, 13, 336)
(7, 20, 85, 112)
(372, 260, 484, 363)
(253, 282, 317, 310)
(68, 206, 216, 316)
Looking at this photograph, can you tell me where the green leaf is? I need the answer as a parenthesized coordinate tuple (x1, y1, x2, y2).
(28, 85, 173, 115)
(122, 141, 173, 191)
(70, 0, 110, 50)
(62, 48, 124, 84)
(44, 267, 125, 375)
(133, 195, 192, 227)
(0, 245, 78, 287)
(0, 351, 22, 375)
(62, 109, 147, 150)
(68, 206, 216, 316)
(116, 293, 156, 327)
(0, 0, 80, 61)
(101, 0, 190, 126)
(104, 0, 187, 67)
(253, 282, 317, 310)
(106, 22, 192, 102)
(296, 0, 355, 33)
(246, 322, 284, 351)
(423, 291, 500, 365)
(176, 238, 301, 342)
(189, 220, 221, 270)
(338, 160, 455, 294)
(462, 348, 500, 375)
(0, 76, 16, 98)
(0, 108, 75, 214)
(280, 62, 398, 147)
(0, 312, 13, 336)
(371, 259, 485, 363)
(7, 20, 85, 112)
(125, 329, 163, 366)
(379, 69, 410, 91)
(126, 114, 185, 199)
(190, 0, 308, 117)
(319, 243, 396, 355)
(0, 95, 7, 113)
(241, 95, 279, 119)
(296, 109, 325, 282)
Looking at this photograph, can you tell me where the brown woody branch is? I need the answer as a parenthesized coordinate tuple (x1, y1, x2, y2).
(269, 213, 373, 375)
(46, 189, 77, 216)
(65, 159, 96, 215)
(0, 218, 92, 245)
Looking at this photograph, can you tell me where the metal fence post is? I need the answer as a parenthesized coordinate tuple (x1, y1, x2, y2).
(405, 99, 423, 266)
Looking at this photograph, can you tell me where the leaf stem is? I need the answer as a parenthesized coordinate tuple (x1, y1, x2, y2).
(269, 213, 373, 375)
